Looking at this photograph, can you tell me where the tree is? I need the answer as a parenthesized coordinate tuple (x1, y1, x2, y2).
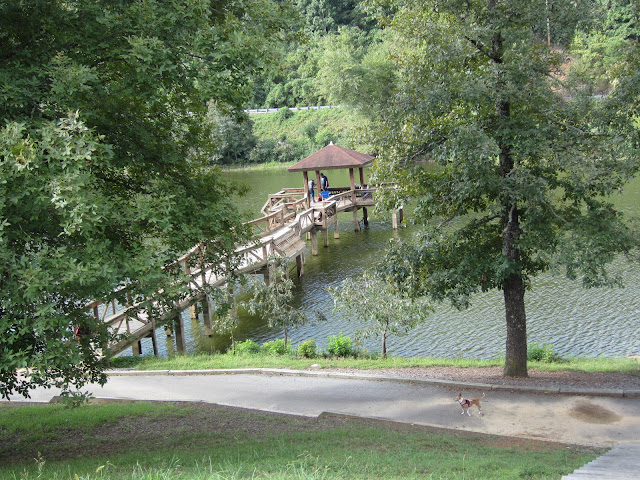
(243, 257, 310, 348)
(0, 0, 293, 399)
(207, 105, 257, 165)
(368, 0, 639, 376)
(328, 271, 432, 358)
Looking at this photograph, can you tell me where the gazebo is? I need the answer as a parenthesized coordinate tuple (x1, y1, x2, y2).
(288, 142, 374, 203)
(288, 143, 375, 232)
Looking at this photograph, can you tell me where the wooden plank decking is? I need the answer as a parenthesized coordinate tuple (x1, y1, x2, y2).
(562, 443, 640, 480)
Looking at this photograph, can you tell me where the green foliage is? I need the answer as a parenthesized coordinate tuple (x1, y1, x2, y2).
(570, 1, 640, 93)
(0, 0, 293, 399)
(242, 257, 311, 348)
(207, 105, 257, 165)
(234, 339, 261, 355)
(369, 0, 640, 377)
(261, 339, 291, 355)
(275, 106, 295, 123)
(327, 333, 354, 357)
(528, 343, 563, 363)
(329, 271, 432, 358)
(297, 339, 317, 358)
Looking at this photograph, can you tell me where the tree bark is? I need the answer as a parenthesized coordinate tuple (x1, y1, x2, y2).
(499, 131, 528, 378)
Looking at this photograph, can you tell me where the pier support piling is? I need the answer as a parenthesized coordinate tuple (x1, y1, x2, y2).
(201, 296, 214, 337)
(352, 208, 360, 231)
(311, 229, 318, 256)
(189, 303, 198, 321)
(174, 313, 186, 354)
(296, 254, 304, 277)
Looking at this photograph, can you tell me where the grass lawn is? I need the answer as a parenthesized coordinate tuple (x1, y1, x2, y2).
(109, 351, 640, 376)
(0, 401, 602, 480)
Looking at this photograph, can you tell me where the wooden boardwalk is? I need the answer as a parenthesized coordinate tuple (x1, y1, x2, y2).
(89, 186, 392, 356)
(561, 442, 640, 479)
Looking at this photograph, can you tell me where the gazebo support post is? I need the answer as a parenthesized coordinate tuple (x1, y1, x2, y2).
(303, 171, 310, 207)
(349, 168, 360, 232)
(334, 215, 340, 239)
(315, 170, 321, 202)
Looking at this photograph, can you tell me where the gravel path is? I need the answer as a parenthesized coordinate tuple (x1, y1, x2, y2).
(317, 366, 640, 390)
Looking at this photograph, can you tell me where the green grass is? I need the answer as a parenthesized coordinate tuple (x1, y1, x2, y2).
(109, 351, 640, 375)
(0, 402, 602, 480)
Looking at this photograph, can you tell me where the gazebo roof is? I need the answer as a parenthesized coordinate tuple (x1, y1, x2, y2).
(288, 143, 374, 172)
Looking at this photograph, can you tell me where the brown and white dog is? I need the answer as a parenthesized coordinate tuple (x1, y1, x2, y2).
(456, 393, 485, 417)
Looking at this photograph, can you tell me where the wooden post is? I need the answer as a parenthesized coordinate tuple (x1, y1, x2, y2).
(334, 214, 340, 239)
(189, 303, 198, 321)
(303, 171, 310, 207)
(315, 170, 321, 202)
(349, 168, 360, 231)
(392, 208, 398, 230)
(150, 318, 159, 356)
(359, 167, 365, 186)
(323, 228, 329, 247)
(363, 207, 368, 227)
(296, 254, 304, 277)
(131, 339, 142, 356)
(174, 313, 186, 354)
(311, 229, 318, 256)
(201, 295, 214, 337)
(353, 208, 360, 231)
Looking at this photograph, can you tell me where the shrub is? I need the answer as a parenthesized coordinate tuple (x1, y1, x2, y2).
(274, 106, 294, 123)
(297, 339, 317, 358)
(528, 343, 561, 363)
(235, 339, 260, 355)
(261, 339, 290, 355)
(327, 333, 353, 357)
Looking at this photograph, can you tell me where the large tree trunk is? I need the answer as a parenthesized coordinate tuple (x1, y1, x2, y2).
(500, 155, 528, 377)
(492, 23, 528, 377)
(503, 270, 528, 377)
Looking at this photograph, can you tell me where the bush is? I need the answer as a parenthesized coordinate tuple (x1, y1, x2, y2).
(261, 339, 290, 355)
(235, 339, 260, 355)
(528, 343, 561, 363)
(327, 333, 353, 357)
(297, 339, 317, 358)
(274, 106, 294, 123)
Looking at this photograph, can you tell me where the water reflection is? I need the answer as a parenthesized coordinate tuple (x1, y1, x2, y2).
(134, 167, 640, 359)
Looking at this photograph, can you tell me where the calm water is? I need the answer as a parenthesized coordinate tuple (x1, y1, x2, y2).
(138, 166, 640, 359)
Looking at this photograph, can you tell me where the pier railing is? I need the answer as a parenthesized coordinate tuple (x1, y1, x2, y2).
(91, 204, 319, 355)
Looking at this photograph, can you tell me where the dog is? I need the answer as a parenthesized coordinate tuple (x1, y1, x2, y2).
(456, 392, 485, 417)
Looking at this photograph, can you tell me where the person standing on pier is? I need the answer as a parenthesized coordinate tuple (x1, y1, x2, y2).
(321, 173, 329, 192)
(308, 179, 316, 201)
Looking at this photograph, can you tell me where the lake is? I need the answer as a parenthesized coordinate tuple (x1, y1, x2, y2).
(147, 165, 640, 359)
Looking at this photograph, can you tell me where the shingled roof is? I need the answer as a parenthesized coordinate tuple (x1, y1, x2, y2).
(288, 143, 375, 172)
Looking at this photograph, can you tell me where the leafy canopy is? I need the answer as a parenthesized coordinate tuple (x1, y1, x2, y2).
(366, 0, 639, 375)
(0, 0, 294, 399)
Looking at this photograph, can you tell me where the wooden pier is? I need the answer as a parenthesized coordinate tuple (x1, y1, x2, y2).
(90, 184, 401, 357)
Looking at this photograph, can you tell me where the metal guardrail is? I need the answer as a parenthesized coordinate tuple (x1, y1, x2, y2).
(244, 105, 343, 115)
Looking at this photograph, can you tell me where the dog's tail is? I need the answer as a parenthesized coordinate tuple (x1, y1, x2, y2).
(480, 392, 485, 398)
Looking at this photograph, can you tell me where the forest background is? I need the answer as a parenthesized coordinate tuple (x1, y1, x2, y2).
(209, 0, 639, 166)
